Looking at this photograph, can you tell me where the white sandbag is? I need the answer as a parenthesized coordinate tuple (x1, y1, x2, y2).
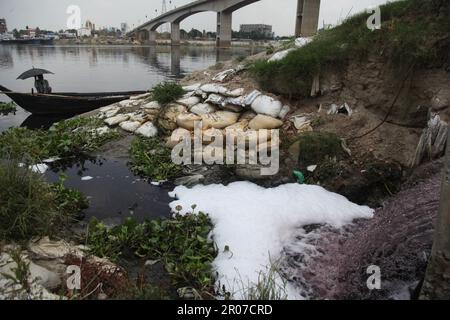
(194, 89, 208, 100)
(212, 69, 236, 82)
(98, 105, 120, 119)
(105, 114, 130, 126)
(225, 96, 245, 107)
(251, 95, 283, 118)
(190, 103, 217, 116)
(142, 101, 161, 110)
(225, 88, 245, 98)
(295, 37, 313, 48)
(244, 90, 262, 106)
(201, 111, 240, 129)
(249, 115, 284, 130)
(135, 122, 158, 138)
(279, 105, 291, 120)
(120, 121, 142, 133)
(205, 94, 226, 106)
(177, 96, 201, 108)
(268, 49, 295, 62)
(182, 83, 202, 91)
(222, 104, 244, 113)
(127, 112, 147, 123)
(119, 99, 140, 108)
(200, 84, 229, 95)
(130, 92, 152, 100)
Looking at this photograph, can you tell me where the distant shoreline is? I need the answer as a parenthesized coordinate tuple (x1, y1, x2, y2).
(53, 38, 274, 48)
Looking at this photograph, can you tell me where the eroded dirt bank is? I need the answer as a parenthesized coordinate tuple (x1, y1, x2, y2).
(283, 159, 443, 299)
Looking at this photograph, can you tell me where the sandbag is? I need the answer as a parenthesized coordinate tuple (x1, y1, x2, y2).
(251, 95, 283, 118)
(135, 122, 158, 138)
(201, 111, 240, 129)
(249, 115, 283, 130)
(190, 103, 217, 116)
(176, 112, 203, 130)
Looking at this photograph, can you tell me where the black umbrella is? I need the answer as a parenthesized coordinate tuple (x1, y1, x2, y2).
(17, 68, 54, 80)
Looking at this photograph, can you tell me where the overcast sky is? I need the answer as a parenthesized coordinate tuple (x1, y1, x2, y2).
(1, 0, 390, 36)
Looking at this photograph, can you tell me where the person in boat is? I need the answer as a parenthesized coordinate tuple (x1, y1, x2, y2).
(34, 75, 52, 94)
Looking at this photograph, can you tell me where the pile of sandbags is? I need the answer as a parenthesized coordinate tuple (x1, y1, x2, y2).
(99, 84, 291, 143)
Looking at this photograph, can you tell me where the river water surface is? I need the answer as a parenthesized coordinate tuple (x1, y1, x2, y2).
(0, 44, 262, 222)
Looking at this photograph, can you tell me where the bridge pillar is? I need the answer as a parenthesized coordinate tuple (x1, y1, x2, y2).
(149, 30, 157, 45)
(216, 11, 232, 48)
(295, 0, 321, 37)
(171, 22, 181, 46)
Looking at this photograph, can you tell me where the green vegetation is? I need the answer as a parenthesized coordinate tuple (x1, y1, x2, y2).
(251, 0, 449, 97)
(129, 136, 183, 181)
(0, 161, 88, 241)
(296, 132, 344, 166)
(0, 102, 17, 116)
(152, 82, 185, 105)
(0, 117, 119, 162)
(0, 248, 33, 298)
(239, 263, 288, 300)
(87, 210, 217, 298)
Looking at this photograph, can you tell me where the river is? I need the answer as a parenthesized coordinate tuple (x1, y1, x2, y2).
(0, 44, 263, 223)
(0, 44, 262, 131)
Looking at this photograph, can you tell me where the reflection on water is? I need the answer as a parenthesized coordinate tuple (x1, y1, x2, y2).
(0, 45, 263, 132)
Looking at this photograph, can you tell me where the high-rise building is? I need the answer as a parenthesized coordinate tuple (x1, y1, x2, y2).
(0, 19, 7, 34)
(239, 24, 273, 38)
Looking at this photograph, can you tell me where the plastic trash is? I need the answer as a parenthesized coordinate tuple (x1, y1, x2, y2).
(293, 170, 305, 184)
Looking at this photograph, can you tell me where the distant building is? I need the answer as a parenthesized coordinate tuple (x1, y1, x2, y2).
(0, 19, 7, 34)
(120, 23, 128, 33)
(78, 20, 95, 37)
(26, 28, 37, 38)
(85, 20, 95, 31)
(78, 28, 92, 37)
(239, 24, 273, 38)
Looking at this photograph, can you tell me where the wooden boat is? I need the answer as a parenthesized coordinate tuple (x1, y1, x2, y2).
(0, 85, 147, 115)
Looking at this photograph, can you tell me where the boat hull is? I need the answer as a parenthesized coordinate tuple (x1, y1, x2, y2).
(0, 85, 146, 115)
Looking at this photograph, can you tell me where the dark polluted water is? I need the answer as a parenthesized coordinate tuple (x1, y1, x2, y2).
(45, 157, 174, 224)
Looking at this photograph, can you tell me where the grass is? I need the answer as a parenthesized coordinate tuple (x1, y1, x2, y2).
(0, 248, 34, 299)
(251, 0, 450, 97)
(86, 210, 217, 298)
(152, 82, 185, 105)
(0, 160, 88, 241)
(296, 132, 344, 167)
(0, 117, 120, 162)
(0, 102, 17, 116)
(129, 136, 183, 181)
(237, 262, 288, 300)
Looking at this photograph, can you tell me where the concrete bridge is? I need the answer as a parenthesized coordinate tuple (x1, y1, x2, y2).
(129, 0, 321, 48)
